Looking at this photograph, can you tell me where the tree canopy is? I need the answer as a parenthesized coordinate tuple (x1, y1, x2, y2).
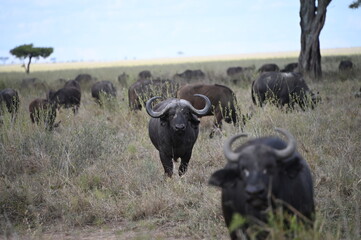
(9, 44, 53, 73)
(349, 0, 361, 8)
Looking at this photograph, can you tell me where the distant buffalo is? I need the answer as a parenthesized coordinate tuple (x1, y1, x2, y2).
(339, 60, 353, 71)
(91, 80, 117, 104)
(128, 78, 179, 111)
(138, 70, 152, 79)
(20, 77, 48, 91)
(209, 128, 314, 239)
(64, 80, 81, 91)
(281, 62, 298, 72)
(118, 72, 129, 87)
(226, 66, 243, 77)
(74, 74, 96, 89)
(258, 63, 280, 73)
(146, 94, 211, 177)
(48, 87, 81, 114)
(177, 83, 239, 137)
(29, 98, 58, 131)
(173, 69, 206, 83)
(0, 88, 20, 121)
(252, 72, 319, 110)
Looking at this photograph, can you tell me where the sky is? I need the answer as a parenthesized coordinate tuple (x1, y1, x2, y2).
(0, 0, 360, 64)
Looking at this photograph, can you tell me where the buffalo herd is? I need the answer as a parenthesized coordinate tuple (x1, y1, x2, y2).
(0, 59, 357, 239)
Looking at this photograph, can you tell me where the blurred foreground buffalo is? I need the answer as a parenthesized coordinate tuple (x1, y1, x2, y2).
(64, 80, 81, 91)
(91, 81, 117, 104)
(0, 88, 20, 122)
(177, 83, 239, 137)
(146, 94, 211, 177)
(209, 128, 314, 239)
(128, 78, 178, 110)
(252, 72, 320, 110)
(258, 63, 280, 73)
(29, 98, 58, 131)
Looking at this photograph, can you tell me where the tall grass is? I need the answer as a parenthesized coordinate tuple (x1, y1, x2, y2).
(0, 55, 360, 239)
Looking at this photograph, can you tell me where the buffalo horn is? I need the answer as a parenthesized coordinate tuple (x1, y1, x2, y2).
(273, 128, 296, 160)
(146, 96, 168, 118)
(223, 133, 248, 162)
(180, 94, 211, 116)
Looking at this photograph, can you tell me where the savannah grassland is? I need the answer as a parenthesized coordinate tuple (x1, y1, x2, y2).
(0, 50, 360, 240)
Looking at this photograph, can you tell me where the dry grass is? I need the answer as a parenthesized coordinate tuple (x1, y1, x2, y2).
(0, 54, 360, 239)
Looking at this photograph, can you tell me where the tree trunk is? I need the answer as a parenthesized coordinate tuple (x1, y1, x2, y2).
(298, 0, 332, 81)
(26, 56, 32, 74)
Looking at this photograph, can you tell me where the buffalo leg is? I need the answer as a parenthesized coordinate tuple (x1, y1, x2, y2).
(179, 152, 192, 177)
(159, 151, 173, 177)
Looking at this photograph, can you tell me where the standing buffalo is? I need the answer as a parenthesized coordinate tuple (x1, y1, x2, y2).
(138, 70, 152, 79)
(177, 83, 239, 137)
(29, 98, 58, 131)
(128, 78, 178, 111)
(226, 66, 243, 77)
(252, 72, 319, 110)
(339, 60, 353, 71)
(209, 128, 315, 239)
(146, 94, 211, 177)
(281, 62, 298, 72)
(118, 72, 129, 87)
(48, 87, 81, 114)
(0, 88, 20, 121)
(91, 81, 117, 104)
(258, 63, 280, 73)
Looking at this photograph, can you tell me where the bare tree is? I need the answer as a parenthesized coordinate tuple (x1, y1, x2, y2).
(298, 0, 332, 80)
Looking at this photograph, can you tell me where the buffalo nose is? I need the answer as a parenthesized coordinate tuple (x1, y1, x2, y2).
(175, 124, 186, 131)
(245, 185, 265, 196)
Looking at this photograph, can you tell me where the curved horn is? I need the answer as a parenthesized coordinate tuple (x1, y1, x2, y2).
(223, 133, 248, 162)
(180, 94, 211, 116)
(273, 128, 297, 160)
(145, 96, 168, 118)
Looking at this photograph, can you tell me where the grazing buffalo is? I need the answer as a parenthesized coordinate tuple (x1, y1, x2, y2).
(138, 70, 152, 79)
(226, 66, 243, 77)
(177, 83, 239, 137)
(29, 98, 58, 131)
(209, 128, 315, 240)
(118, 72, 129, 87)
(339, 60, 353, 71)
(48, 87, 81, 114)
(173, 69, 206, 83)
(128, 78, 178, 110)
(0, 88, 20, 121)
(146, 94, 211, 177)
(258, 63, 280, 73)
(75, 73, 95, 84)
(252, 72, 319, 110)
(281, 62, 298, 72)
(91, 80, 117, 104)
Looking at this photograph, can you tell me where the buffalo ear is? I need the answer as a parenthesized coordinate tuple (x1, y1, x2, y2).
(280, 156, 303, 179)
(209, 168, 239, 188)
(189, 113, 200, 124)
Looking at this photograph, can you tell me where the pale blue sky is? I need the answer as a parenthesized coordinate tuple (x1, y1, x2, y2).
(0, 0, 360, 63)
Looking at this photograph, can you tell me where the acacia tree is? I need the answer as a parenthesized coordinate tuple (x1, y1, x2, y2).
(298, 0, 332, 80)
(349, 0, 361, 8)
(9, 44, 53, 74)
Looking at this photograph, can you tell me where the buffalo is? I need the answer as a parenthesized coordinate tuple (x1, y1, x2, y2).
(281, 62, 298, 72)
(128, 78, 179, 111)
(29, 98, 58, 131)
(177, 83, 239, 137)
(48, 87, 81, 114)
(226, 66, 243, 77)
(64, 80, 81, 91)
(91, 81, 117, 104)
(339, 60, 353, 71)
(209, 128, 315, 239)
(0, 88, 20, 122)
(258, 63, 280, 73)
(173, 69, 206, 83)
(252, 72, 319, 110)
(146, 94, 211, 177)
(118, 72, 129, 87)
(138, 70, 152, 80)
